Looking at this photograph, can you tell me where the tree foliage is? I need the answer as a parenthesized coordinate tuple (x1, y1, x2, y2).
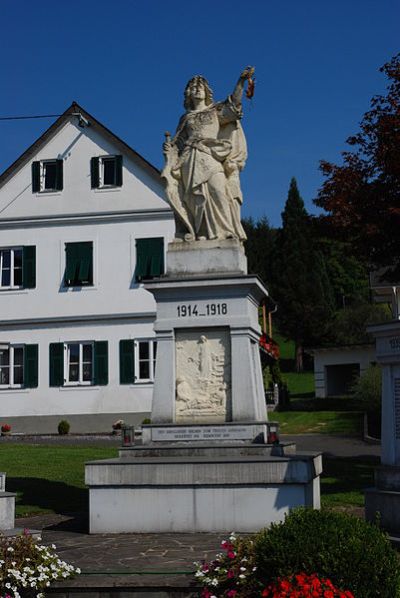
(315, 53, 400, 278)
(273, 178, 335, 370)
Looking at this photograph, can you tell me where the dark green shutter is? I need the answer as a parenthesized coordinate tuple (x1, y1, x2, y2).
(119, 339, 135, 384)
(90, 157, 100, 188)
(22, 246, 36, 289)
(65, 242, 92, 286)
(49, 343, 64, 387)
(94, 341, 108, 386)
(56, 159, 63, 191)
(24, 344, 38, 388)
(135, 238, 164, 280)
(115, 155, 123, 186)
(32, 162, 40, 192)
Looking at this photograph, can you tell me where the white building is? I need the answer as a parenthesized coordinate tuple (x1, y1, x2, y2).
(0, 102, 174, 433)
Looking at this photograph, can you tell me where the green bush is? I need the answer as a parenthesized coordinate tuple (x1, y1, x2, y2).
(352, 364, 382, 437)
(57, 419, 70, 435)
(141, 418, 151, 425)
(254, 509, 400, 597)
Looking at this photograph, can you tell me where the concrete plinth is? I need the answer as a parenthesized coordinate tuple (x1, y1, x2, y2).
(167, 239, 247, 277)
(86, 450, 321, 533)
(0, 492, 16, 530)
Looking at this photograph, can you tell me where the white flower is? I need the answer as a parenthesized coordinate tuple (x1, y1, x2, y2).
(239, 574, 246, 579)
(7, 547, 14, 552)
(211, 578, 219, 586)
(240, 566, 246, 572)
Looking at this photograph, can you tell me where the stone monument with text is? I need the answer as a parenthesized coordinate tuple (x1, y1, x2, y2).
(85, 69, 322, 533)
(365, 318, 400, 542)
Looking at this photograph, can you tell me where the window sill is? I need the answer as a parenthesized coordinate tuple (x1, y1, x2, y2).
(35, 191, 62, 197)
(61, 285, 98, 292)
(0, 387, 29, 393)
(130, 381, 155, 387)
(93, 187, 122, 193)
(0, 288, 28, 294)
(59, 385, 99, 391)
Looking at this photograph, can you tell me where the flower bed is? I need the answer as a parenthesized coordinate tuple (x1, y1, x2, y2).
(0, 530, 80, 597)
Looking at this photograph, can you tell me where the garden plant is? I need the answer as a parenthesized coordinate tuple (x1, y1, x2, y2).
(0, 530, 79, 597)
(195, 509, 400, 597)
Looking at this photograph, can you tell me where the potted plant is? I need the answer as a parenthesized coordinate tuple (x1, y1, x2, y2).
(1, 424, 11, 436)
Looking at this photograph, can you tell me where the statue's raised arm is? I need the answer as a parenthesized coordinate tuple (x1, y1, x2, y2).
(161, 67, 255, 242)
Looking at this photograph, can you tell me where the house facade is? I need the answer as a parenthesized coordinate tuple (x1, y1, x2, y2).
(0, 103, 175, 433)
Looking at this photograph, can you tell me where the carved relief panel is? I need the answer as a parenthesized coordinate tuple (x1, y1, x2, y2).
(175, 328, 231, 423)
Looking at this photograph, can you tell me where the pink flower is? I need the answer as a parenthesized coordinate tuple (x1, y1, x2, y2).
(227, 569, 235, 579)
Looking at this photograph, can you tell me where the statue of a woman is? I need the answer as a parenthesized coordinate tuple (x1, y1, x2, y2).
(162, 67, 254, 242)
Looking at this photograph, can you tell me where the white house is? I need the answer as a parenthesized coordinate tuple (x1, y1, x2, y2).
(0, 102, 175, 433)
(313, 344, 376, 398)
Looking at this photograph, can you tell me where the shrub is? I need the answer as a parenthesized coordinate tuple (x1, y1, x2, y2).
(254, 508, 400, 598)
(1, 424, 11, 434)
(141, 418, 151, 425)
(352, 364, 382, 437)
(0, 529, 79, 596)
(57, 420, 70, 435)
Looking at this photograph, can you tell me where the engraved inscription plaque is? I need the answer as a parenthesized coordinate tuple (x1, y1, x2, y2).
(175, 328, 231, 423)
(395, 378, 400, 440)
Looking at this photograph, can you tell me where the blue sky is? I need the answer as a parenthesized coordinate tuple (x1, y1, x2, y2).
(0, 0, 398, 226)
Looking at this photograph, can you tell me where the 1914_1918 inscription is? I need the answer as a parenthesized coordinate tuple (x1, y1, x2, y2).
(177, 303, 228, 317)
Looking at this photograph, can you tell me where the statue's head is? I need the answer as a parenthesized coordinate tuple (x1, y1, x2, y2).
(184, 76, 213, 110)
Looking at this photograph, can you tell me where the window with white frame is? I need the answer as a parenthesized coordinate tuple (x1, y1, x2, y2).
(135, 340, 157, 382)
(0, 248, 23, 289)
(0, 345, 24, 387)
(32, 160, 63, 192)
(90, 155, 123, 189)
(64, 342, 93, 385)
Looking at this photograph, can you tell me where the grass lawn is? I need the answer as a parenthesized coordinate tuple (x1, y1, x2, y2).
(273, 411, 363, 435)
(281, 372, 315, 397)
(3, 444, 375, 517)
(321, 455, 379, 508)
(3, 444, 118, 517)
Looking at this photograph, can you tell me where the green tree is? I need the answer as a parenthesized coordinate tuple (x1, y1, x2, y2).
(242, 216, 276, 284)
(315, 53, 400, 278)
(273, 178, 335, 371)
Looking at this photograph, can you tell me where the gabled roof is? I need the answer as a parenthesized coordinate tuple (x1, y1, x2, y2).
(0, 101, 160, 189)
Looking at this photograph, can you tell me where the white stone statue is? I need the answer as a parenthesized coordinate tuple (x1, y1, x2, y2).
(162, 67, 254, 242)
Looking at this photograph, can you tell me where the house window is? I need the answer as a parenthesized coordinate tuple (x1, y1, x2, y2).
(135, 340, 157, 382)
(65, 342, 93, 385)
(135, 238, 164, 281)
(32, 160, 63, 192)
(64, 242, 93, 287)
(90, 156, 123, 189)
(0, 345, 24, 387)
(50, 341, 108, 387)
(0, 248, 23, 288)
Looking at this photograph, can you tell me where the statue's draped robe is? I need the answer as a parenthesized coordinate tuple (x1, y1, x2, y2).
(162, 97, 247, 241)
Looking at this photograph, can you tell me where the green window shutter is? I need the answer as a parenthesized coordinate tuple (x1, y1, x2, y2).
(119, 339, 135, 384)
(90, 157, 100, 188)
(135, 238, 164, 280)
(32, 161, 40, 192)
(94, 341, 108, 386)
(22, 246, 36, 289)
(115, 155, 123, 186)
(49, 343, 64, 387)
(24, 344, 38, 388)
(56, 159, 63, 191)
(65, 242, 93, 286)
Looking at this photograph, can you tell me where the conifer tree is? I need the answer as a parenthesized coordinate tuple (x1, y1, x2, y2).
(273, 178, 335, 371)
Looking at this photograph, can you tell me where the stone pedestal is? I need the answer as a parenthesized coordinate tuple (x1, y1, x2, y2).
(365, 320, 400, 540)
(86, 240, 322, 533)
(0, 491, 16, 530)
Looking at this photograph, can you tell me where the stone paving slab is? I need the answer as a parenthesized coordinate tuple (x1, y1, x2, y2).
(17, 513, 224, 591)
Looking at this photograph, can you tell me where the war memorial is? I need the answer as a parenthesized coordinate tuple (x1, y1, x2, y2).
(85, 67, 322, 533)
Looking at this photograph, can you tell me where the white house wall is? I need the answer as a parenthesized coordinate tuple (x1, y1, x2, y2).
(314, 346, 376, 398)
(0, 119, 166, 219)
(0, 114, 175, 430)
(0, 318, 155, 420)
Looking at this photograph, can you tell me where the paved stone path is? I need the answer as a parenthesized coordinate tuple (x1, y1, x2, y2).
(17, 513, 222, 592)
